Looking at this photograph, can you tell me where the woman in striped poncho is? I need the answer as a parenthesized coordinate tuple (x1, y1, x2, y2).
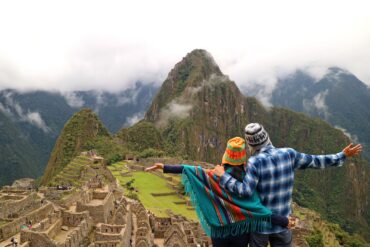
(145, 137, 293, 247)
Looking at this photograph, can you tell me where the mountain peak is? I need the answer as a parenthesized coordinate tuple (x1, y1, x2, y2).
(167, 49, 223, 88)
(41, 108, 110, 185)
(145, 50, 241, 122)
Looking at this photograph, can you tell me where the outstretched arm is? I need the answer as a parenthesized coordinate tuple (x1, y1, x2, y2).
(214, 161, 259, 198)
(145, 163, 184, 174)
(292, 143, 362, 170)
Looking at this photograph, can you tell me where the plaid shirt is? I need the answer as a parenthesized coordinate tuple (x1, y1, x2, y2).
(219, 144, 346, 234)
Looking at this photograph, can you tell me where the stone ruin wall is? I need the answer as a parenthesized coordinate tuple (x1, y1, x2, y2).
(0, 202, 54, 241)
(0, 192, 38, 218)
(62, 210, 90, 227)
(76, 191, 115, 224)
(94, 224, 126, 243)
(60, 218, 92, 247)
(20, 209, 93, 247)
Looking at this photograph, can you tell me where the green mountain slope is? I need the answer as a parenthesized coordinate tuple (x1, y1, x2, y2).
(41, 108, 111, 184)
(118, 49, 370, 240)
(246, 68, 370, 160)
(0, 111, 41, 185)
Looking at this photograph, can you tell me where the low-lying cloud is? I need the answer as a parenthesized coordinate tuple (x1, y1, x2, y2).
(335, 125, 359, 143)
(63, 92, 85, 108)
(0, 92, 50, 132)
(158, 101, 193, 127)
(303, 90, 330, 120)
(124, 112, 145, 127)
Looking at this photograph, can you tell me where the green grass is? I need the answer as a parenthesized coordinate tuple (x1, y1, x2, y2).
(0, 220, 8, 227)
(109, 161, 129, 172)
(109, 163, 197, 221)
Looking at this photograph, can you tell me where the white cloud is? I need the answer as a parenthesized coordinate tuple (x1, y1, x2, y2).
(0, 102, 13, 117)
(335, 125, 359, 143)
(0, 0, 369, 92)
(158, 101, 193, 127)
(62, 92, 85, 108)
(124, 112, 145, 127)
(303, 90, 330, 119)
(24, 112, 50, 133)
(1, 92, 50, 132)
(116, 89, 140, 106)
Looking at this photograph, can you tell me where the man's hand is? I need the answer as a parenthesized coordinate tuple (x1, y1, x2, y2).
(213, 165, 225, 177)
(343, 143, 362, 157)
(145, 163, 164, 172)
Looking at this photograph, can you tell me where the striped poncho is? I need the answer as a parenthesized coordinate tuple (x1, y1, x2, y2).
(181, 165, 271, 238)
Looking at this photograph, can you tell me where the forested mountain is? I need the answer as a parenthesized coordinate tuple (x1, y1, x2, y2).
(243, 67, 370, 160)
(0, 83, 157, 185)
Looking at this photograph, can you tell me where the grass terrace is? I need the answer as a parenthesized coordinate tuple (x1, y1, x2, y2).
(109, 162, 197, 221)
(49, 155, 97, 187)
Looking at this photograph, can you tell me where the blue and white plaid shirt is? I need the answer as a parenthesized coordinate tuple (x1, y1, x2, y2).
(219, 144, 346, 234)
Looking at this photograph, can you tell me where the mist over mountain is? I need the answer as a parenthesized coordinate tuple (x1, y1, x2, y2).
(243, 67, 370, 160)
(0, 83, 158, 185)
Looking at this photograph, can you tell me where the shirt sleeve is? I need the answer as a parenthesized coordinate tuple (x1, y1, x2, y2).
(219, 160, 259, 197)
(163, 165, 184, 174)
(290, 149, 346, 170)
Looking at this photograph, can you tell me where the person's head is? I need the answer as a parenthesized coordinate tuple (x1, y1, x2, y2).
(244, 123, 271, 155)
(222, 137, 247, 181)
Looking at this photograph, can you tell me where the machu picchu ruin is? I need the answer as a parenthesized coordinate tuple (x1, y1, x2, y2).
(0, 152, 214, 247)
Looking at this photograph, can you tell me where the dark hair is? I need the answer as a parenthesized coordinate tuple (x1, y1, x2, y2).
(223, 163, 245, 182)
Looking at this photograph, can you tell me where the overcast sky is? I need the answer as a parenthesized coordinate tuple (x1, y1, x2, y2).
(0, 0, 369, 92)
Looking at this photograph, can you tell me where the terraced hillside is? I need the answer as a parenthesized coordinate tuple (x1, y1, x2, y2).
(48, 155, 98, 187)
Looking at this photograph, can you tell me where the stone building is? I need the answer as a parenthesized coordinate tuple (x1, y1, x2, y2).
(0, 156, 214, 247)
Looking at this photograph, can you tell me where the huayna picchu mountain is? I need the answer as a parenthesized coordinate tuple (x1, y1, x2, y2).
(118, 49, 370, 241)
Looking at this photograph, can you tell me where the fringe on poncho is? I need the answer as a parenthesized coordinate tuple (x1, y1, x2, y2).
(181, 165, 272, 238)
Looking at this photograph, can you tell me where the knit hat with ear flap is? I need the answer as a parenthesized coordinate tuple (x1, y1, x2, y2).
(244, 123, 271, 151)
(221, 137, 247, 166)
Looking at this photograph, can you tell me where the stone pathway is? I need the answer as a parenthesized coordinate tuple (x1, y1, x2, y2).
(131, 213, 137, 247)
(154, 238, 164, 247)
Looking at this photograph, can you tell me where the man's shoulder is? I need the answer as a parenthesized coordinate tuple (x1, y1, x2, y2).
(255, 147, 297, 161)
(274, 147, 296, 154)
(259, 147, 296, 155)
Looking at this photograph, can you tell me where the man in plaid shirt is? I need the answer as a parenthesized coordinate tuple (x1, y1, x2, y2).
(214, 123, 362, 247)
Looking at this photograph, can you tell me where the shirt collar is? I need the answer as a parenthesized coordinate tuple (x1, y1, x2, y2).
(258, 144, 275, 153)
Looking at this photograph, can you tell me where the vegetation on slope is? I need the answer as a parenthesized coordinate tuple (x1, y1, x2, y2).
(48, 155, 96, 187)
(0, 111, 41, 185)
(41, 108, 110, 184)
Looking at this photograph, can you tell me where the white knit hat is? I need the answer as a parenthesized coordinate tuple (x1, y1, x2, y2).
(244, 123, 271, 151)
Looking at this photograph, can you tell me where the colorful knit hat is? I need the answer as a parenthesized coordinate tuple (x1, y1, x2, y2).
(244, 123, 271, 151)
(222, 137, 247, 166)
